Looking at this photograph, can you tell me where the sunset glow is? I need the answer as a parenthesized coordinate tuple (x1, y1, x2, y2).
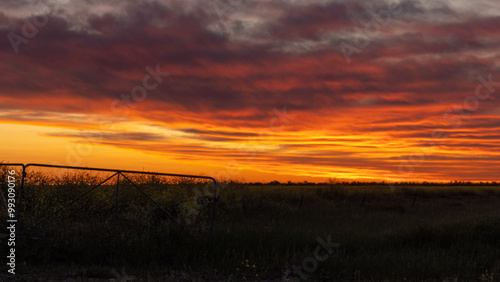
(1, 0, 500, 182)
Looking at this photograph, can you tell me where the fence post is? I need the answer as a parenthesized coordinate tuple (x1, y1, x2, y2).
(210, 180, 217, 241)
(16, 165, 26, 236)
(112, 172, 120, 236)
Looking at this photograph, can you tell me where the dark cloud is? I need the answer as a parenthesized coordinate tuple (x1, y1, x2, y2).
(1, 0, 499, 181)
(45, 131, 167, 142)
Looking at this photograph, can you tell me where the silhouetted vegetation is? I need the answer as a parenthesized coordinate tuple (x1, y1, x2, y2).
(1, 166, 499, 281)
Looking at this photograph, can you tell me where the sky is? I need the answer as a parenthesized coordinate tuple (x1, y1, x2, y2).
(0, 0, 499, 183)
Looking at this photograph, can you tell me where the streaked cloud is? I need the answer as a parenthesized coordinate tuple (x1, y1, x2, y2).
(0, 0, 499, 181)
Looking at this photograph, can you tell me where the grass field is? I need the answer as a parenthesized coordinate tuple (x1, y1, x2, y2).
(1, 167, 500, 281)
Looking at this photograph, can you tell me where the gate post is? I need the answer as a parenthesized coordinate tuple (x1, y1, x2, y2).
(112, 172, 120, 236)
(16, 165, 27, 236)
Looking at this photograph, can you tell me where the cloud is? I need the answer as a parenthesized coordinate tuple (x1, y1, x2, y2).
(0, 0, 499, 181)
(45, 131, 167, 142)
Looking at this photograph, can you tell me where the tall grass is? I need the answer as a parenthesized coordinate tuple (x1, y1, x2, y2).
(1, 167, 499, 280)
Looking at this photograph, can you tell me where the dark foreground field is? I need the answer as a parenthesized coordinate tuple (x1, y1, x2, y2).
(1, 169, 500, 281)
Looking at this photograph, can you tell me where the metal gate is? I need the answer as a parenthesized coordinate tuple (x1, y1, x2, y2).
(0, 163, 218, 239)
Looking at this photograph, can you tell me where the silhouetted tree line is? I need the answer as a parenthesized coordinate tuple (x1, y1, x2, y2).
(246, 180, 499, 186)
